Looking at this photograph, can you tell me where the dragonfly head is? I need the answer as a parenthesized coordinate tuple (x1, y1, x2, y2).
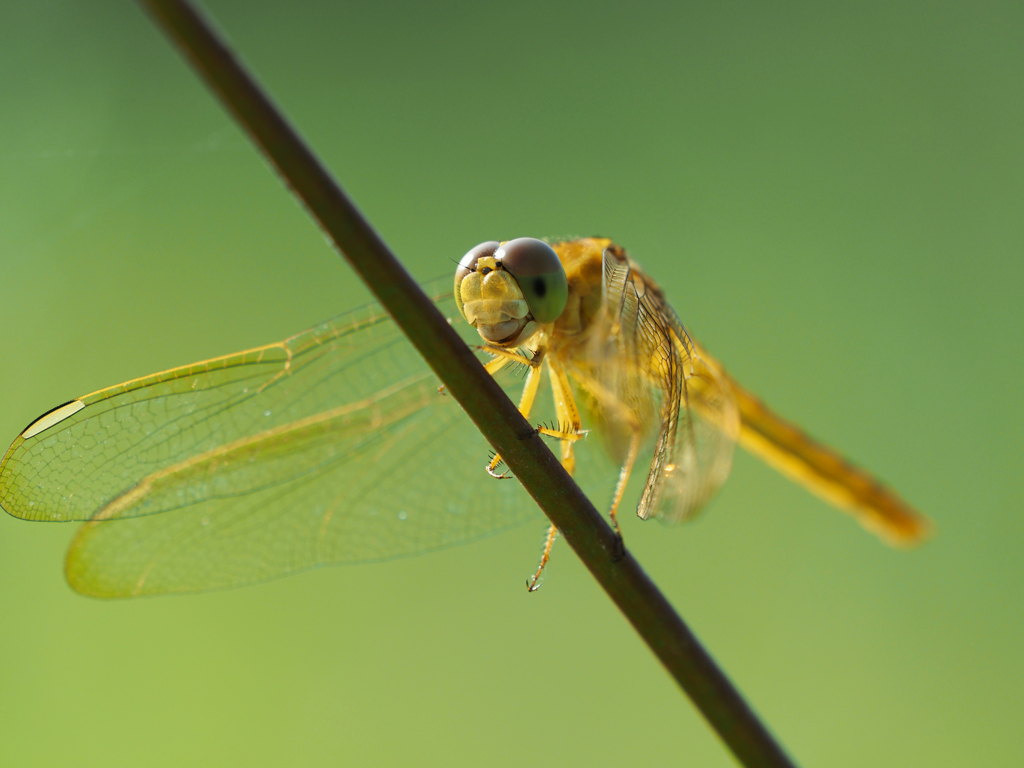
(454, 238, 568, 345)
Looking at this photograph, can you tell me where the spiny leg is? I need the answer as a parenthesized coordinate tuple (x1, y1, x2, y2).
(480, 345, 537, 369)
(545, 356, 584, 473)
(439, 346, 533, 395)
(527, 524, 559, 592)
(556, 366, 640, 548)
(485, 347, 546, 478)
(526, 356, 587, 590)
(607, 427, 642, 540)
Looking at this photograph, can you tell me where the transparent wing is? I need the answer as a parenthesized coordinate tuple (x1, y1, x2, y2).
(550, 238, 928, 543)
(646, 351, 739, 524)
(0, 279, 545, 596)
(577, 248, 739, 525)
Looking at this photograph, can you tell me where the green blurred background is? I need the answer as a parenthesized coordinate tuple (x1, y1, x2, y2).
(1, 1, 1021, 765)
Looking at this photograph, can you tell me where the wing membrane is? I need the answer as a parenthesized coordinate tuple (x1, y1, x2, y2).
(615, 259, 738, 524)
(1, 279, 550, 596)
(649, 353, 738, 523)
(65, 374, 541, 597)
(1, 290, 434, 523)
(566, 246, 739, 525)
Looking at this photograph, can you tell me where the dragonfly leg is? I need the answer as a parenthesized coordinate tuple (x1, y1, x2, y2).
(520, 356, 588, 590)
(545, 356, 585, 475)
(527, 523, 559, 592)
(442, 344, 538, 394)
(536, 423, 587, 441)
(485, 346, 546, 478)
(478, 345, 538, 368)
(607, 427, 642, 539)
(549, 364, 636, 547)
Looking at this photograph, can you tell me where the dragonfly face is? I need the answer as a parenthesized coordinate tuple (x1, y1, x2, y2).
(454, 238, 569, 345)
(0, 236, 930, 597)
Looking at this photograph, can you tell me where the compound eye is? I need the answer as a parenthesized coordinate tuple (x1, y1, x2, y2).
(455, 241, 500, 285)
(495, 238, 568, 324)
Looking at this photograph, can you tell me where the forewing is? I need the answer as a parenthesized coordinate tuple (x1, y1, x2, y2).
(1, 279, 541, 596)
(644, 352, 739, 524)
(597, 248, 739, 524)
(1, 292, 434, 523)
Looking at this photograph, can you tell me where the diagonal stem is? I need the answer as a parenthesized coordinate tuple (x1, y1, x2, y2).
(136, 2, 799, 766)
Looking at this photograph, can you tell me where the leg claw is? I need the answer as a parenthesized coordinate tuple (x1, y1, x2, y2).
(487, 464, 511, 479)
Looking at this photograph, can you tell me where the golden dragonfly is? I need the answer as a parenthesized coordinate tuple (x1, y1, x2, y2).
(0, 237, 930, 597)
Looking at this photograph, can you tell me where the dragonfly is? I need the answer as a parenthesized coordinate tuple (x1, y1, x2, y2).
(0, 237, 931, 597)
